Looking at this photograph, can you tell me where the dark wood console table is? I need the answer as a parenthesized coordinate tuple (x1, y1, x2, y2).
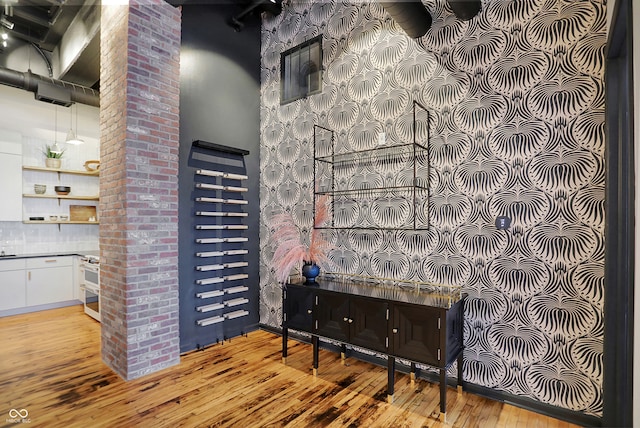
(281, 276, 465, 422)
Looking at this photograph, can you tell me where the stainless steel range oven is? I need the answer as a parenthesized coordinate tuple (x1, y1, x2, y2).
(80, 256, 100, 322)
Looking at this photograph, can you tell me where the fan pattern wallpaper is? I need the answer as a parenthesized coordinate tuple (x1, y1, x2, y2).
(259, 0, 605, 417)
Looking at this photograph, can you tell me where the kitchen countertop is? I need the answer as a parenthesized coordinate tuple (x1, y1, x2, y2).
(0, 251, 99, 260)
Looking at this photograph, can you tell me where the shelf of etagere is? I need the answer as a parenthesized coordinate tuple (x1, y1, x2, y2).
(23, 165, 99, 176)
(23, 194, 99, 201)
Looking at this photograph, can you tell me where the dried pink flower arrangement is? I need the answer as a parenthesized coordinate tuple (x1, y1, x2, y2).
(269, 194, 333, 283)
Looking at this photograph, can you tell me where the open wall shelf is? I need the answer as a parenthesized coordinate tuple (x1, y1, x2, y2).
(22, 165, 99, 226)
(313, 101, 430, 230)
(23, 220, 99, 225)
(23, 194, 99, 201)
(23, 165, 99, 176)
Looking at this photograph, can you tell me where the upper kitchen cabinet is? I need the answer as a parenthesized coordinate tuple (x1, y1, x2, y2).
(0, 130, 23, 222)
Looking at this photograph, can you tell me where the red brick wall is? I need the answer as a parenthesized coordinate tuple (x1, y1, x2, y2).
(100, 0, 181, 380)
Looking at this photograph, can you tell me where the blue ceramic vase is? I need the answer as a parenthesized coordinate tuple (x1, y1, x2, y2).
(302, 262, 320, 284)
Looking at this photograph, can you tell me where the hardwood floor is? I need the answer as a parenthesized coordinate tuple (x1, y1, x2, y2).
(0, 305, 578, 427)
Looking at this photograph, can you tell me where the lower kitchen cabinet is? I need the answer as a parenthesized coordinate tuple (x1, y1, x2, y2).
(0, 255, 78, 317)
(26, 256, 74, 307)
(0, 259, 27, 311)
(282, 278, 465, 421)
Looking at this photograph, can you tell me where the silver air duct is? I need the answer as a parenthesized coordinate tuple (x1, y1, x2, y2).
(35, 81, 72, 107)
(448, 0, 481, 21)
(380, 1, 433, 38)
(0, 66, 99, 107)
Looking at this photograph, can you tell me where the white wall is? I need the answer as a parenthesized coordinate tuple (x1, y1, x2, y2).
(0, 84, 100, 255)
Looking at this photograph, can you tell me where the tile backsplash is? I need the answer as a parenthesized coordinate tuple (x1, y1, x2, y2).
(0, 222, 98, 255)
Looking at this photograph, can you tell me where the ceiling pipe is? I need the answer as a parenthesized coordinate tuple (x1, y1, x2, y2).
(30, 43, 53, 78)
(448, 0, 481, 20)
(0, 66, 99, 107)
(228, 0, 282, 32)
(380, 1, 432, 39)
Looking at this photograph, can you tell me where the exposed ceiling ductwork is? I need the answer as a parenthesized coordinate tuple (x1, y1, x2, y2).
(0, 2, 100, 89)
(35, 81, 72, 107)
(380, 1, 432, 39)
(0, 2, 82, 52)
(0, 66, 99, 107)
(380, 1, 482, 39)
(227, 0, 282, 32)
(448, 0, 481, 21)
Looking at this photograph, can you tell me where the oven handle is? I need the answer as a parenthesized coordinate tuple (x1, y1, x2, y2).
(82, 263, 100, 273)
(84, 282, 100, 294)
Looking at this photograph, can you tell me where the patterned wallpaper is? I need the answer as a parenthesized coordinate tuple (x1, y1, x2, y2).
(259, 0, 605, 417)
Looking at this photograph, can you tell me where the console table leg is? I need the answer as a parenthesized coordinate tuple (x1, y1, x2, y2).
(387, 356, 395, 403)
(312, 335, 319, 377)
(410, 362, 416, 385)
(341, 344, 346, 365)
(457, 350, 464, 394)
(439, 367, 447, 418)
(282, 327, 288, 364)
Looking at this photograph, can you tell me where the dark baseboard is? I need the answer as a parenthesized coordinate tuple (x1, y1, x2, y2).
(460, 383, 601, 427)
(181, 323, 260, 355)
(259, 324, 281, 336)
(259, 324, 602, 427)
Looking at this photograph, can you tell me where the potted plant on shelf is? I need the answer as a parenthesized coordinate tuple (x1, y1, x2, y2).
(270, 194, 333, 284)
(43, 144, 64, 169)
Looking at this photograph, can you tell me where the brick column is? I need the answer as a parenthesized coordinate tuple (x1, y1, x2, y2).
(99, 0, 181, 380)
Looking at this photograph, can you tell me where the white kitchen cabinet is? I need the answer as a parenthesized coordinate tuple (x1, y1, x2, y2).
(73, 255, 80, 301)
(26, 256, 74, 306)
(0, 259, 27, 311)
(0, 130, 23, 222)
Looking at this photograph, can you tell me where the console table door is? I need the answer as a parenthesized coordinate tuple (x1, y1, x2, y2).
(391, 303, 441, 366)
(285, 286, 314, 332)
(314, 291, 350, 342)
(350, 297, 389, 353)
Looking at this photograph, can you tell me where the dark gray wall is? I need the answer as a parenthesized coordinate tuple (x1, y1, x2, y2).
(178, 4, 261, 352)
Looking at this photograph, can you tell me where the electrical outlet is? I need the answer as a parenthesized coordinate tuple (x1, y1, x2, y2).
(378, 132, 386, 145)
(495, 216, 511, 230)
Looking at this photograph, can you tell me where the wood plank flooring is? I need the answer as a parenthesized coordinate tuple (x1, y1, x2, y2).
(0, 305, 578, 427)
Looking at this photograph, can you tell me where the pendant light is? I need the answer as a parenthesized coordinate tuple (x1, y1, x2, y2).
(51, 105, 62, 154)
(65, 103, 84, 145)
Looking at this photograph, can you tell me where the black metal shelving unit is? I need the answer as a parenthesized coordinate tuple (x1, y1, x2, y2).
(313, 101, 430, 230)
